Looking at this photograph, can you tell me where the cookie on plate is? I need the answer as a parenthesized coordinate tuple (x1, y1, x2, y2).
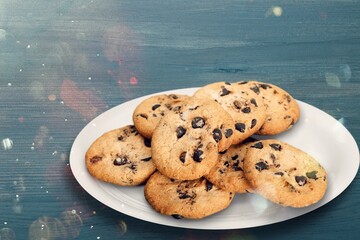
(243, 139, 327, 207)
(151, 97, 235, 180)
(237, 81, 300, 135)
(85, 125, 156, 186)
(205, 139, 254, 193)
(194, 81, 267, 144)
(144, 171, 234, 219)
(133, 94, 189, 139)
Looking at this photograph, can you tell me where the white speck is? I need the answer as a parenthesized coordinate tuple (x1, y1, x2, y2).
(42, 63, 45, 67)
(96, 53, 100, 57)
(71, 209, 76, 214)
(272, 6, 283, 17)
(52, 150, 58, 155)
(15, 194, 19, 198)
(27, 45, 31, 48)
(325, 72, 341, 88)
(97, 237, 100, 239)
(46, 191, 49, 193)
(7, 82, 12, 86)
(92, 123, 97, 127)
(43, 112, 46, 114)
(64, 118, 68, 122)
(2, 138, 13, 150)
(90, 225, 94, 229)
(19, 68, 23, 72)
(60, 101, 64, 104)
(71, 20, 75, 23)
(88, 77, 92, 80)
(4, 222, 7, 225)
(93, 211, 97, 215)
(30, 146, 35, 150)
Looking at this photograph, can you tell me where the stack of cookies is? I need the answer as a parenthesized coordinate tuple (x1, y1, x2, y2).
(85, 81, 328, 219)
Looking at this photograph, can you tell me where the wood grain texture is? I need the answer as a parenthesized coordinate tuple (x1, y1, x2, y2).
(0, 0, 359, 239)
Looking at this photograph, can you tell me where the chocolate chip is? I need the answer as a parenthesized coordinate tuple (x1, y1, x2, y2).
(212, 128, 222, 142)
(238, 81, 248, 85)
(233, 100, 242, 109)
(286, 95, 292, 103)
(205, 180, 213, 191)
(235, 123, 245, 133)
(178, 191, 192, 199)
(269, 143, 282, 151)
(193, 149, 204, 162)
(139, 113, 148, 119)
(219, 150, 227, 154)
(274, 172, 284, 176)
(250, 85, 260, 94)
(172, 214, 184, 219)
(113, 156, 129, 166)
(306, 171, 318, 180)
(141, 157, 152, 162)
(128, 163, 137, 172)
(255, 162, 268, 171)
(233, 161, 243, 171)
(220, 86, 231, 96)
(191, 117, 205, 128)
(189, 106, 199, 111)
(295, 176, 307, 186)
(251, 142, 263, 149)
(250, 119, 257, 129)
(231, 155, 238, 160)
(241, 107, 251, 113)
(179, 152, 186, 163)
(144, 138, 151, 147)
(90, 156, 102, 164)
(259, 84, 272, 90)
(176, 126, 186, 138)
(169, 94, 179, 99)
(118, 135, 124, 141)
(250, 98, 258, 107)
(152, 104, 161, 111)
(224, 129, 233, 138)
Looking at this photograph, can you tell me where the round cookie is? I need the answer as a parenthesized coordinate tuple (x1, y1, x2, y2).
(194, 81, 267, 144)
(144, 171, 234, 219)
(205, 140, 254, 193)
(151, 97, 235, 180)
(243, 139, 327, 208)
(133, 94, 189, 139)
(237, 81, 300, 135)
(85, 125, 156, 186)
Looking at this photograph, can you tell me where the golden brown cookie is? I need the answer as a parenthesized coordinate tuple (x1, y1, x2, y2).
(151, 97, 235, 180)
(243, 139, 327, 207)
(133, 94, 189, 139)
(194, 81, 267, 144)
(144, 172, 234, 219)
(237, 81, 300, 135)
(205, 140, 254, 193)
(85, 125, 156, 186)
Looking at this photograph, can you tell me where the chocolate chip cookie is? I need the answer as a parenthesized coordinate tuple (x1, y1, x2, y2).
(151, 97, 235, 180)
(85, 125, 156, 186)
(194, 81, 267, 144)
(144, 171, 234, 219)
(133, 94, 189, 139)
(243, 139, 327, 207)
(237, 81, 300, 135)
(205, 140, 254, 193)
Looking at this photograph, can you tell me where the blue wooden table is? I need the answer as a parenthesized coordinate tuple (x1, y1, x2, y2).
(1, 0, 359, 239)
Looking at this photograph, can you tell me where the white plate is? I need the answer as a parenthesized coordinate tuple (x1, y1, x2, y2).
(70, 88, 360, 230)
